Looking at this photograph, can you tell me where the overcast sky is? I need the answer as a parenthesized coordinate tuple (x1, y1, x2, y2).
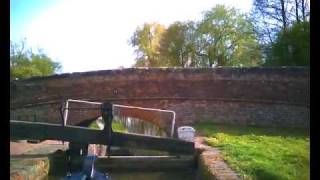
(11, 0, 253, 73)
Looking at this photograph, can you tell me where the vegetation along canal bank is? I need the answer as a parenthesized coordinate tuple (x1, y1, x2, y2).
(195, 122, 310, 180)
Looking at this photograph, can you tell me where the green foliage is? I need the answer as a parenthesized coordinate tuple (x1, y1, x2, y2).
(88, 120, 127, 133)
(88, 121, 100, 129)
(159, 21, 198, 67)
(112, 121, 128, 133)
(194, 122, 310, 180)
(265, 21, 310, 66)
(197, 5, 262, 67)
(10, 40, 61, 80)
(251, 0, 310, 65)
(130, 5, 262, 67)
(130, 23, 166, 67)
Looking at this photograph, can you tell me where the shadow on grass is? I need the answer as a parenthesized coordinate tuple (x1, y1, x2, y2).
(252, 168, 283, 180)
(194, 122, 309, 138)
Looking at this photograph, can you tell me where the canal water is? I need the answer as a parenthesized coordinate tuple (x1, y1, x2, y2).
(48, 170, 197, 180)
(113, 116, 167, 137)
(48, 116, 197, 179)
(103, 170, 197, 180)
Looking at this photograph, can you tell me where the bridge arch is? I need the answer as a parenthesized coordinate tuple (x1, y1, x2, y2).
(10, 67, 310, 133)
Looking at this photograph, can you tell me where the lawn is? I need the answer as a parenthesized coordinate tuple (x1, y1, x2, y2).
(194, 122, 310, 180)
(88, 120, 127, 133)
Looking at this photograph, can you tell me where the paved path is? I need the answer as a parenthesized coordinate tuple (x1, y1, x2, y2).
(10, 140, 68, 155)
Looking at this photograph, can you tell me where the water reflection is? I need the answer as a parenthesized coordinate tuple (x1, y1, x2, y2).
(113, 116, 167, 137)
(88, 116, 168, 156)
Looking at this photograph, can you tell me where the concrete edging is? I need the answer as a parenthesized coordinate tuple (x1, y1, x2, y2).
(195, 137, 240, 180)
(10, 156, 50, 180)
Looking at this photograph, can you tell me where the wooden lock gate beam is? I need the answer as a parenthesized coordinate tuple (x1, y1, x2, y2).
(10, 120, 195, 154)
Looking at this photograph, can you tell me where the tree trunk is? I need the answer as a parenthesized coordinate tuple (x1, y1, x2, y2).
(280, 0, 287, 31)
(180, 52, 184, 67)
(208, 58, 213, 67)
(301, 0, 306, 21)
(295, 0, 300, 23)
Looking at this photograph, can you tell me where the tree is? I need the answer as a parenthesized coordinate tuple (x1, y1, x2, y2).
(265, 21, 309, 66)
(130, 23, 166, 67)
(251, 0, 309, 45)
(251, 0, 309, 65)
(290, 0, 310, 24)
(251, 0, 288, 45)
(10, 39, 62, 80)
(159, 21, 198, 67)
(196, 5, 262, 67)
(130, 5, 262, 68)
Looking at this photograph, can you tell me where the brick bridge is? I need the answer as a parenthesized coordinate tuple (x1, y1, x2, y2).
(10, 67, 310, 136)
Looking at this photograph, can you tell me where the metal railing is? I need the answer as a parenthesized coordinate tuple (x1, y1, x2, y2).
(63, 99, 176, 137)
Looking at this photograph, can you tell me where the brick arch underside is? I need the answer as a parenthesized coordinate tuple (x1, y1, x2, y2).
(10, 101, 173, 135)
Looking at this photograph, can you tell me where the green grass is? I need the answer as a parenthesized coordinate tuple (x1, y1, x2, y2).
(194, 122, 310, 180)
(88, 121, 100, 129)
(111, 121, 128, 133)
(88, 121, 128, 133)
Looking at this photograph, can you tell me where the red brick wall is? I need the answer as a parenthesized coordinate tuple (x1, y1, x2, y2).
(10, 67, 310, 134)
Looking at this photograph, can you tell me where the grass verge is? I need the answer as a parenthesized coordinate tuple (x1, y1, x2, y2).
(89, 120, 128, 133)
(194, 122, 309, 180)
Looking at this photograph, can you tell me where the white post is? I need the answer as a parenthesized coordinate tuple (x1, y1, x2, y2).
(63, 101, 69, 126)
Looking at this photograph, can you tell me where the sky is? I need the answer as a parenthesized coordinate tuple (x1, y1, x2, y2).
(11, 0, 253, 73)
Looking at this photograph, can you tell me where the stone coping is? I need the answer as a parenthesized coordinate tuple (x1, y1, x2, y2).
(10, 140, 69, 180)
(195, 137, 240, 180)
(11, 67, 309, 82)
(10, 155, 50, 180)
